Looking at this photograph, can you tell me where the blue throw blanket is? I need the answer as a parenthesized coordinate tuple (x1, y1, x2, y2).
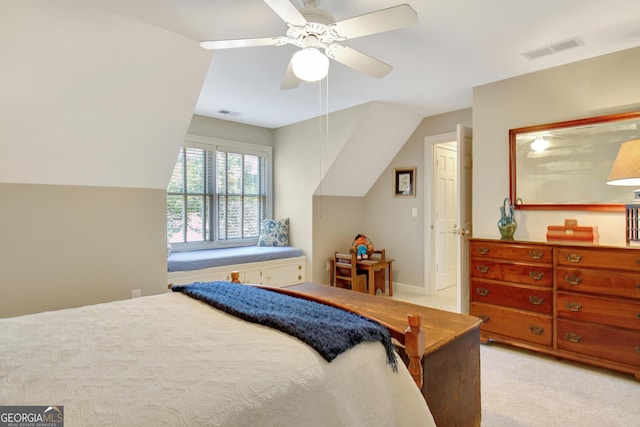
(172, 281, 397, 371)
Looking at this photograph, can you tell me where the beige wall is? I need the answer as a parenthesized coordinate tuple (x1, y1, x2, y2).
(188, 115, 274, 147)
(0, 2, 211, 317)
(473, 46, 640, 245)
(362, 109, 472, 290)
(6, 4, 637, 318)
(274, 106, 369, 277)
(0, 184, 167, 317)
(303, 108, 472, 288)
(0, 116, 274, 318)
(1, 1, 210, 190)
(312, 196, 366, 283)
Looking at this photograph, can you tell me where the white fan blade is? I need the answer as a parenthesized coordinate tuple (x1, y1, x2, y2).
(280, 57, 301, 90)
(199, 37, 282, 50)
(333, 4, 418, 40)
(326, 44, 392, 78)
(264, 0, 307, 26)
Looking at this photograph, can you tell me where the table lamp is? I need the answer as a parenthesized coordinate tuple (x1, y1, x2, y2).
(607, 138, 640, 244)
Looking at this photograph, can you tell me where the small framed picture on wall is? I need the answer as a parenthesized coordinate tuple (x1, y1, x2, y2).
(393, 167, 416, 198)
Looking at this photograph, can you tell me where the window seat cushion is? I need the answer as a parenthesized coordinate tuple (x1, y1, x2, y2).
(168, 246, 303, 272)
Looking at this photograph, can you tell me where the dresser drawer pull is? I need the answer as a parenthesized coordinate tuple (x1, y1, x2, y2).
(565, 275, 582, 286)
(564, 332, 582, 343)
(476, 265, 490, 274)
(476, 287, 490, 297)
(476, 246, 490, 255)
(478, 315, 490, 323)
(529, 271, 544, 280)
(529, 296, 545, 306)
(529, 250, 544, 260)
(566, 301, 582, 312)
(566, 253, 583, 263)
(529, 326, 544, 335)
(637, 346, 640, 354)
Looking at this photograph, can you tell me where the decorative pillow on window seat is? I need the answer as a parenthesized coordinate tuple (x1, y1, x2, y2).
(257, 218, 289, 247)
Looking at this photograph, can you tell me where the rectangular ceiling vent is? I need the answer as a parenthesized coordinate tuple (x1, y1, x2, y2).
(550, 37, 583, 52)
(522, 47, 553, 60)
(217, 109, 241, 117)
(523, 37, 583, 60)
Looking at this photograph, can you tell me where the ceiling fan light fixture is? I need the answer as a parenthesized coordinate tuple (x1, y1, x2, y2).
(291, 47, 329, 82)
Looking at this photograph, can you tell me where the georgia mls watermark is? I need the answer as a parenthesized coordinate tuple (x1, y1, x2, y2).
(0, 406, 63, 427)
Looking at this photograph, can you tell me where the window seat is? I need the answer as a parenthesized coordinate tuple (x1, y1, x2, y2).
(168, 246, 305, 287)
(168, 246, 303, 272)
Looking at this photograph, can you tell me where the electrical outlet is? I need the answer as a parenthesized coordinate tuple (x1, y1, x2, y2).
(132, 289, 142, 298)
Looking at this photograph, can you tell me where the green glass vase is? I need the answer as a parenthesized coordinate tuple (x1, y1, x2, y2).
(497, 197, 517, 240)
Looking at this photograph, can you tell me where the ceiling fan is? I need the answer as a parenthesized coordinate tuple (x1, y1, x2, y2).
(199, 0, 418, 89)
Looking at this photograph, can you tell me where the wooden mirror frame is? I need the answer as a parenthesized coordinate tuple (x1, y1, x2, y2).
(509, 111, 640, 212)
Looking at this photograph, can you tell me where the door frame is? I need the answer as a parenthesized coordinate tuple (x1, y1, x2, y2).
(424, 127, 472, 313)
(424, 131, 458, 296)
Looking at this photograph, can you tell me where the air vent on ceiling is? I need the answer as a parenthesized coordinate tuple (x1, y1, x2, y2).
(522, 37, 583, 60)
(217, 109, 241, 117)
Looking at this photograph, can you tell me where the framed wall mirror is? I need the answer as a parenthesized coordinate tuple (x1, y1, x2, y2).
(509, 111, 640, 211)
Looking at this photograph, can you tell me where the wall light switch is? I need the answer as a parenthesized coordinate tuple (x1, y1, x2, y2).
(412, 208, 418, 217)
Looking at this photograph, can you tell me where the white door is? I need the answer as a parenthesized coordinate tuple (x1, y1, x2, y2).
(424, 126, 472, 313)
(456, 125, 473, 314)
(433, 144, 457, 291)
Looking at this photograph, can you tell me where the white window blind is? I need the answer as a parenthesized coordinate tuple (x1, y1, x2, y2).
(167, 136, 271, 249)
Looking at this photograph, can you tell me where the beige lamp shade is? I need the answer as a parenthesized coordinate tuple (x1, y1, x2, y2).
(607, 139, 640, 186)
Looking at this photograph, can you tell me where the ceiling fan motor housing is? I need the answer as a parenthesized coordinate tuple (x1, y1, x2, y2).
(300, 8, 334, 25)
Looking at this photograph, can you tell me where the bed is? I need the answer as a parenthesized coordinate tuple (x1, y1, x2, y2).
(1, 281, 437, 426)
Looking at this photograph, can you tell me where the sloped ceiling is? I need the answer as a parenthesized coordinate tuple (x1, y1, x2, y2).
(71, 0, 640, 129)
(315, 102, 422, 196)
(0, 1, 211, 189)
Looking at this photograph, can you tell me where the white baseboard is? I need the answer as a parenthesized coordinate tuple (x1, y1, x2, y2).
(393, 282, 427, 296)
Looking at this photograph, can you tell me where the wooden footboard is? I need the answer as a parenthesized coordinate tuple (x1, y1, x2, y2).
(275, 282, 483, 427)
(265, 283, 427, 388)
(405, 313, 426, 389)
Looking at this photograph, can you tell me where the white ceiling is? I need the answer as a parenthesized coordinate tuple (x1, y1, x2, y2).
(82, 0, 640, 129)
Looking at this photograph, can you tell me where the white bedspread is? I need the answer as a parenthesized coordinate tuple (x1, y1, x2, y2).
(0, 292, 435, 426)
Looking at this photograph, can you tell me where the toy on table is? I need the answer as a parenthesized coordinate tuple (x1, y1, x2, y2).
(349, 234, 374, 260)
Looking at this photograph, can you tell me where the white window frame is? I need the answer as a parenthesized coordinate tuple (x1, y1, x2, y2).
(168, 135, 273, 251)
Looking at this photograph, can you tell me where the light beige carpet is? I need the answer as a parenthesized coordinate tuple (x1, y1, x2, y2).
(480, 343, 640, 426)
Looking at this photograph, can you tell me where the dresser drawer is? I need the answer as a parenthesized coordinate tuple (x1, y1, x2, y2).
(557, 319, 640, 367)
(471, 302, 552, 347)
(556, 247, 640, 271)
(471, 279, 552, 314)
(470, 260, 552, 287)
(470, 241, 550, 263)
(556, 267, 640, 300)
(557, 292, 640, 331)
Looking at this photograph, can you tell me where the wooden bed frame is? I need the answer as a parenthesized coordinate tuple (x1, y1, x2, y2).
(266, 284, 426, 385)
(266, 282, 483, 427)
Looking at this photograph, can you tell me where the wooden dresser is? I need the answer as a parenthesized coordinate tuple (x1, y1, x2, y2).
(470, 238, 640, 380)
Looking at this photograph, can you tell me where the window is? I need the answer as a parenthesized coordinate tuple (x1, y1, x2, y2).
(167, 136, 272, 249)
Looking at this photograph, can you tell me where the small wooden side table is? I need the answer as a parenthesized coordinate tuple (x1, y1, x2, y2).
(329, 257, 394, 296)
